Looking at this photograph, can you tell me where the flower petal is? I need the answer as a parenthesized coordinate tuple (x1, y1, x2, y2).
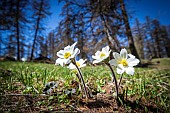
(92, 46, 110, 64)
(95, 51, 101, 56)
(125, 67, 134, 75)
(92, 55, 97, 60)
(80, 64, 86, 68)
(118, 64, 124, 69)
(113, 52, 121, 61)
(102, 46, 109, 53)
(70, 42, 77, 53)
(102, 46, 110, 58)
(55, 58, 64, 66)
(79, 59, 87, 65)
(93, 59, 102, 64)
(117, 68, 124, 74)
(128, 54, 135, 58)
(92, 51, 100, 60)
(109, 59, 118, 66)
(71, 42, 77, 49)
(65, 58, 71, 64)
(105, 46, 111, 56)
(68, 63, 76, 69)
(57, 50, 65, 58)
(116, 64, 125, 74)
(127, 58, 140, 67)
(64, 45, 71, 52)
(120, 48, 128, 59)
(71, 48, 80, 58)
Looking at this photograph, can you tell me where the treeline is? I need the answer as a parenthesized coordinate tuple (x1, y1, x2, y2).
(0, 0, 170, 62)
(133, 17, 170, 59)
(0, 0, 50, 61)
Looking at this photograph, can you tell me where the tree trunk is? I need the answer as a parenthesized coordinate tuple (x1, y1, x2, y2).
(52, 32, 55, 61)
(145, 16, 156, 58)
(162, 27, 170, 57)
(154, 29, 162, 58)
(0, 34, 1, 56)
(30, 0, 43, 61)
(16, 0, 20, 60)
(119, 0, 140, 59)
(100, 14, 120, 52)
(49, 31, 55, 61)
(135, 18, 144, 59)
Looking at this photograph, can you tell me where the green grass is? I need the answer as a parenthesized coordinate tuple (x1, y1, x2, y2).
(0, 58, 170, 112)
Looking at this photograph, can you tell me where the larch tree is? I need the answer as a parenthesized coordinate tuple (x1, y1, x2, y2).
(145, 17, 169, 58)
(133, 18, 144, 59)
(151, 19, 165, 58)
(58, 0, 88, 58)
(58, 0, 123, 58)
(0, 0, 29, 60)
(39, 36, 48, 57)
(30, 0, 50, 60)
(161, 26, 170, 57)
(47, 30, 55, 61)
(119, 0, 140, 59)
(57, 0, 75, 47)
(86, 0, 122, 52)
(145, 16, 157, 58)
(0, 0, 13, 30)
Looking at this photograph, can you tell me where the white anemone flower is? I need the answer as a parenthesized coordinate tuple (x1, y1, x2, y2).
(109, 48, 140, 75)
(68, 59, 87, 69)
(55, 42, 80, 66)
(92, 46, 111, 64)
(21, 58, 27, 62)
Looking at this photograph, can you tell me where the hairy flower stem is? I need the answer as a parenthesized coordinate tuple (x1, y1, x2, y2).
(75, 73, 84, 95)
(106, 63, 119, 100)
(118, 74, 123, 88)
(73, 60, 89, 99)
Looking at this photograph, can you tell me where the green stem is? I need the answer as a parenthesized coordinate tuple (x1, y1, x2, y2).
(106, 63, 119, 100)
(118, 74, 123, 88)
(73, 61, 89, 99)
(75, 73, 84, 95)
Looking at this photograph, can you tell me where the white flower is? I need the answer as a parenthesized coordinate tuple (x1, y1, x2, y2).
(68, 59, 87, 69)
(14, 56, 17, 60)
(21, 58, 27, 62)
(109, 48, 140, 75)
(92, 46, 111, 64)
(55, 42, 80, 66)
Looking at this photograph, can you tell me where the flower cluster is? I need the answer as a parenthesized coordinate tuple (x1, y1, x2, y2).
(55, 42, 79, 66)
(91, 46, 139, 99)
(109, 49, 139, 75)
(55, 42, 89, 99)
(92, 47, 139, 75)
(92, 46, 111, 64)
(55, 42, 140, 99)
(55, 42, 86, 69)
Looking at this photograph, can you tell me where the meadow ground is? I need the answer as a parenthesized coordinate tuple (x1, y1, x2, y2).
(0, 58, 170, 112)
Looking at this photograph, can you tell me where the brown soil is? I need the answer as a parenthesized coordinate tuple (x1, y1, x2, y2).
(0, 93, 164, 113)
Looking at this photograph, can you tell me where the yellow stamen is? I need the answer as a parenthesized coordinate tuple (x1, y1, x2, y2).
(76, 62, 80, 67)
(100, 53, 106, 58)
(119, 59, 128, 66)
(64, 52, 71, 59)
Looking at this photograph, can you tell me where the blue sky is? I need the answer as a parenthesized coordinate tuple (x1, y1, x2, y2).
(47, 0, 63, 31)
(127, 0, 170, 26)
(47, 0, 170, 32)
